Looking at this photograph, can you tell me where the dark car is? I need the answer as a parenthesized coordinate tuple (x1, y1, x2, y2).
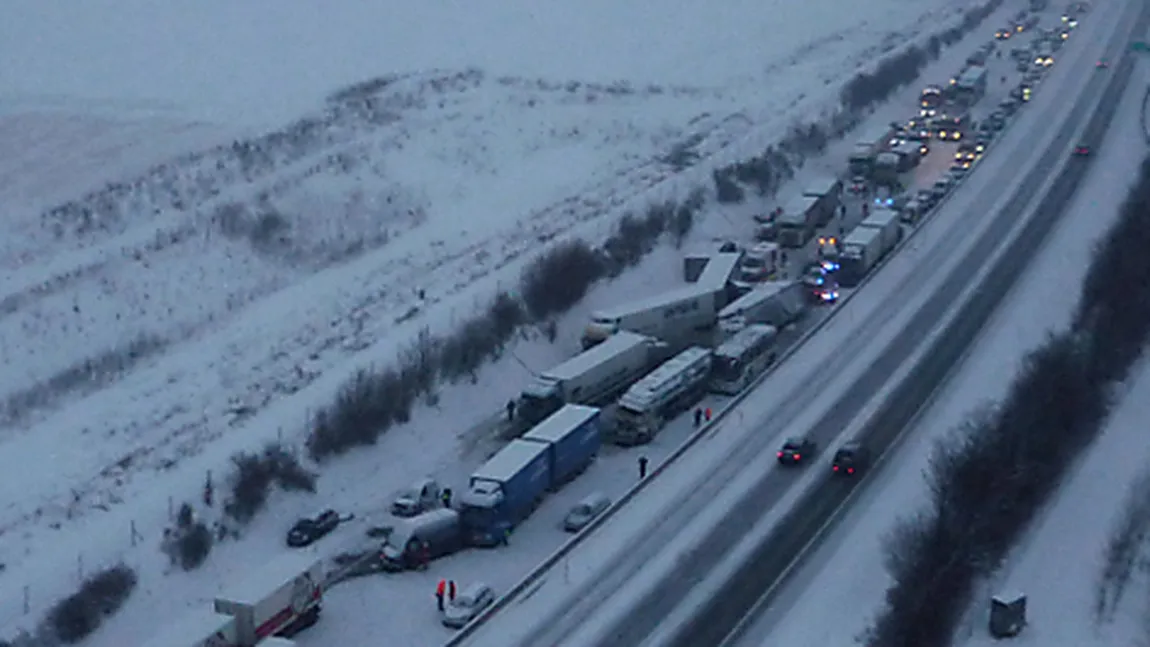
(1073, 144, 1091, 156)
(1096, 59, 1109, 69)
(832, 442, 871, 476)
(777, 437, 818, 465)
(801, 264, 840, 304)
(287, 509, 341, 547)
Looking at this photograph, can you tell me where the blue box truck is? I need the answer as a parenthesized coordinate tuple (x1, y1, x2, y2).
(521, 404, 602, 487)
(460, 439, 552, 546)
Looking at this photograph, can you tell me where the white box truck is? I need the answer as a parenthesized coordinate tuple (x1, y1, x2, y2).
(732, 242, 782, 291)
(213, 553, 323, 644)
(838, 208, 902, 287)
(613, 347, 713, 445)
(139, 609, 239, 647)
(519, 331, 659, 428)
(717, 281, 808, 336)
(581, 283, 719, 349)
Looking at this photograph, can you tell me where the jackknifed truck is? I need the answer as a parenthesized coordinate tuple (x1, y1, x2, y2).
(461, 405, 601, 545)
(717, 281, 808, 336)
(613, 347, 714, 445)
(517, 331, 662, 429)
(581, 283, 720, 349)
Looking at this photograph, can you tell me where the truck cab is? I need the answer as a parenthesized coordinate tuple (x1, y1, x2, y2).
(734, 242, 781, 288)
(518, 379, 563, 430)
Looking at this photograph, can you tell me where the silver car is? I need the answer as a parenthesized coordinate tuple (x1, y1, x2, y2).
(564, 492, 611, 532)
(442, 582, 495, 628)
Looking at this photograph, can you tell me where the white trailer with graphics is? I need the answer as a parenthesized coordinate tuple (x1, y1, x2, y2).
(613, 347, 713, 445)
(213, 553, 322, 645)
(581, 283, 720, 349)
(717, 281, 808, 336)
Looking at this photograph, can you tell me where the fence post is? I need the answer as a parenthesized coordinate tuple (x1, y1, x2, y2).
(23, 585, 29, 615)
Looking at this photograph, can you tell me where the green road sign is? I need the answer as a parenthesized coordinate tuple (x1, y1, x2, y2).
(1132, 41, 1150, 52)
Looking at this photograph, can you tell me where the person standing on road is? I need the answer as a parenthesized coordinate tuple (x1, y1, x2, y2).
(638, 456, 649, 479)
(704, 407, 713, 422)
(436, 579, 446, 611)
(693, 407, 703, 427)
(441, 488, 453, 509)
(506, 399, 516, 423)
(449, 580, 458, 602)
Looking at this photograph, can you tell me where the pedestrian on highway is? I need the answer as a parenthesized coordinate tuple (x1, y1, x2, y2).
(638, 456, 649, 479)
(506, 399, 516, 423)
(862, 202, 869, 217)
(441, 488, 453, 509)
(436, 580, 446, 611)
(704, 407, 713, 422)
(449, 580, 458, 602)
(693, 407, 703, 427)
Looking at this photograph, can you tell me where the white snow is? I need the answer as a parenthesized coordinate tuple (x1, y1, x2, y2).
(0, 0, 1073, 645)
(743, 33, 1150, 647)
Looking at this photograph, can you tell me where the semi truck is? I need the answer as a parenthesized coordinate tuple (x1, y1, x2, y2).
(613, 347, 713, 445)
(139, 609, 242, 647)
(459, 439, 552, 546)
(801, 177, 843, 227)
(213, 553, 323, 645)
(848, 123, 897, 176)
(717, 281, 808, 336)
(521, 404, 602, 486)
(776, 194, 821, 248)
(951, 65, 988, 105)
(582, 283, 719, 349)
(732, 242, 782, 291)
(697, 251, 744, 308)
(519, 331, 659, 428)
(838, 208, 903, 287)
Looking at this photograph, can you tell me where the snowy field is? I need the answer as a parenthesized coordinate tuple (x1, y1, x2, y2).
(0, 0, 1013, 643)
(741, 42, 1150, 647)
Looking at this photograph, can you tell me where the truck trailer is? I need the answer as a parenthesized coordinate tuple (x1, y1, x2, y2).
(848, 123, 897, 176)
(801, 177, 843, 227)
(139, 609, 239, 647)
(776, 194, 822, 248)
(613, 347, 713, 445)
(696, 251, 743, 308)
(519, 331, 658, 428)
(581, 283, 718, 349)
(213, 553, 323, 644)
(521, 404, 602, 486)
(838, 208, 902, 286)
(717, 280, 808, 336)
(460, 439, 552, 546)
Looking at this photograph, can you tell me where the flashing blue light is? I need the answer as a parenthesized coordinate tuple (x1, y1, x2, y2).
(815, 277, 825, 285)
(820, 260, 840, 272)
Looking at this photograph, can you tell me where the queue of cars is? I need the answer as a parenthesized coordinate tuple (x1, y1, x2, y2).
(774, 2, 1082, 481)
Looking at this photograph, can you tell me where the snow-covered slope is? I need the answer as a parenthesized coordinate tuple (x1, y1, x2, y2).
(1, 0, 984, 642)
(741, 47, 1150, 646)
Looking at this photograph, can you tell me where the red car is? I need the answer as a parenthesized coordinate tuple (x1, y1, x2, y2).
(777, 437, 817, 465)
(1074, 144, 1091, 156)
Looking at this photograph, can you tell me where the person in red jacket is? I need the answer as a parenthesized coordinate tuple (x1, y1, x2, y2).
(436, 580, 446, 611)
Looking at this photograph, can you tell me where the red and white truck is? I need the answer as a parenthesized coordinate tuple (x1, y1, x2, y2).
(212, 553, 323, 645)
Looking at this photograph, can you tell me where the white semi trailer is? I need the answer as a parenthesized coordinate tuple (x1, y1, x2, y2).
(519, 331, 661, 428)
(138, 609, 241, 647)
(717, 281, 808, 336)
(613, 346, 713, 445)
(581, 283, 720, 349)
(213, 554, 323, 645)
(838, 208, 902, 287)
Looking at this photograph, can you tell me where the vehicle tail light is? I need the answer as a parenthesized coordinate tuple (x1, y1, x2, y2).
(848, 468, 855, 474)
(777, 451, 783, 458)
(794, 454, 801, 460)
(833, 465, 839, 472)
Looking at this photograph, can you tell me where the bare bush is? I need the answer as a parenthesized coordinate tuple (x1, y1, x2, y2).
(519, 240, 605, 320)
(47, 564, 137, 644)
(225, 444, 317, 523)
(1095, 465, 1150, 622)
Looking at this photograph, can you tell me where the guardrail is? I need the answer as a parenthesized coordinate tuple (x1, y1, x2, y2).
(443, 46, 1050, 646)
(668, 17, 1141, 646)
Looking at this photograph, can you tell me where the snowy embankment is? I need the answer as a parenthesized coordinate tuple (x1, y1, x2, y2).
(748, 45, 1150, 647)
(1, 0, 989, 641)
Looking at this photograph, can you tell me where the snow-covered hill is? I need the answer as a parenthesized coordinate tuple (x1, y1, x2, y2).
(1, 0, 980, 642)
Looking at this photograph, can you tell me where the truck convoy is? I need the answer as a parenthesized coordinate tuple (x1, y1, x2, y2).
(838, 207, 903, 286)
(519, 331, 660, 428)
(717, 280, 808, 336)
(200, 553, 323, 646)
(613, 347, 713, 445)
(461, 405, 602, 545)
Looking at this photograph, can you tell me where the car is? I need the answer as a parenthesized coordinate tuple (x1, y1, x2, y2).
(849, 176, 868, 194)
(995, 28, 1012, 39)
(1097, 59, 1110, 68)
(1074, 144, 1091, 156)
(931, 177, 953, 199)
(442, 582, 496, 628)
(915, 188, 938, 209)
(391, 477, 443, 518)
(802, 264, 840, 303)
(563, 492, 611, 532)
(832, 441, 872, 476)
(974, 138, 989, 154)
(286, 509, 341, 547)
(777, 437, 818, 465)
